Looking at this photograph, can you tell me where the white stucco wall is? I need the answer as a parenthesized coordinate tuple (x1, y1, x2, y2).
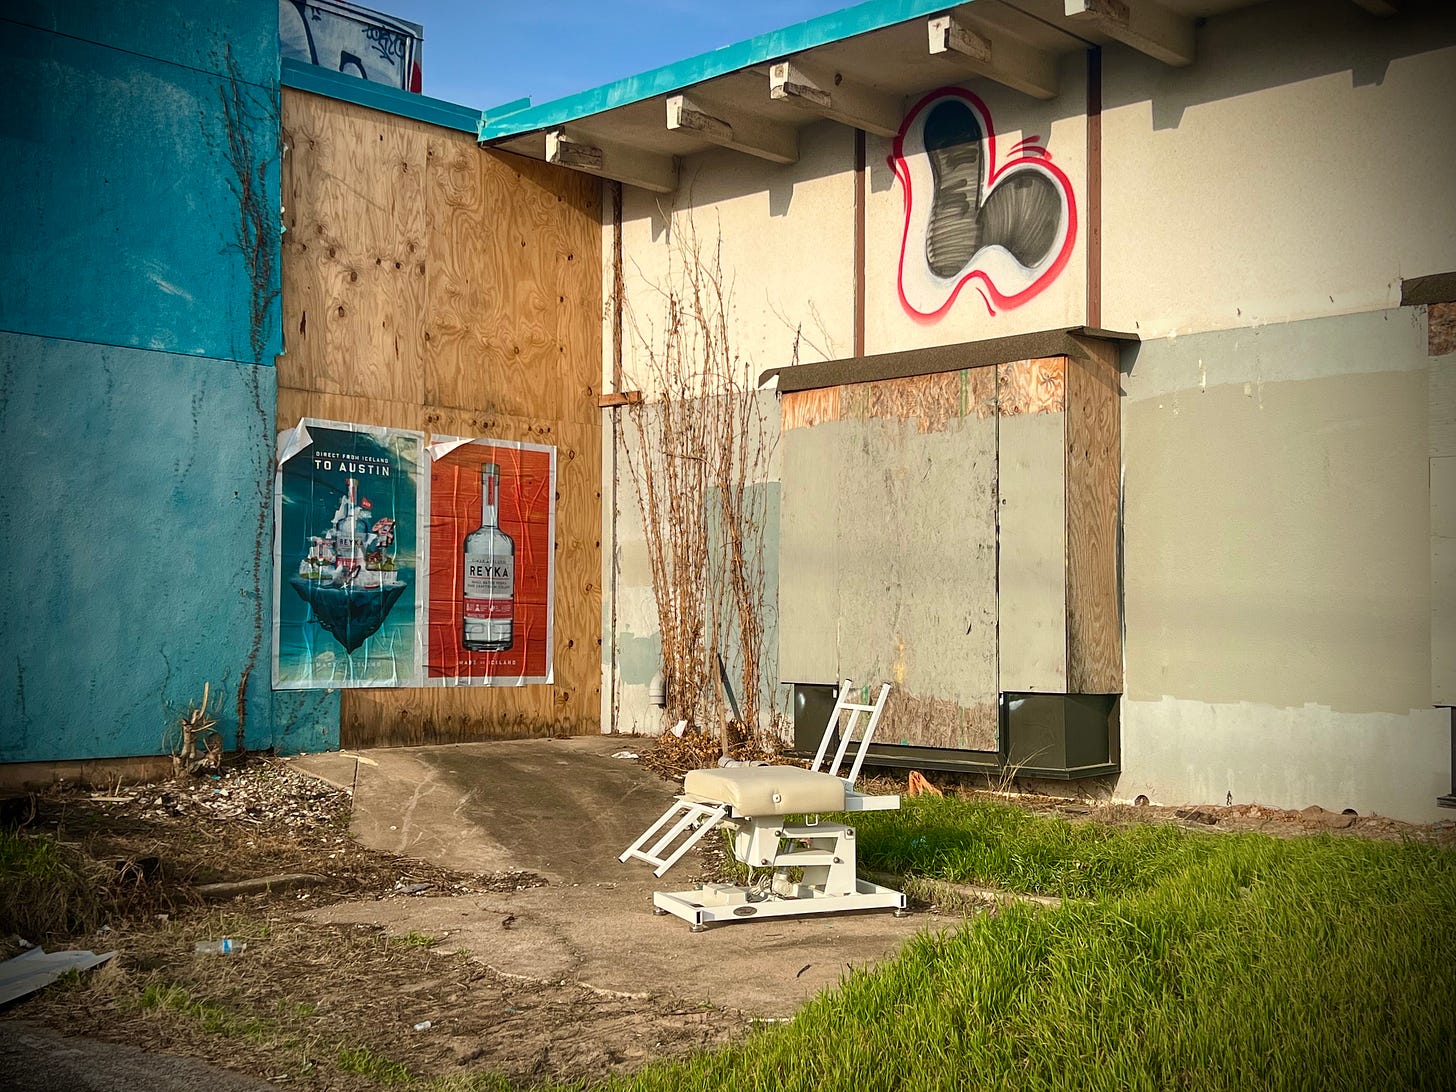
(1101, 0, 1456, 338)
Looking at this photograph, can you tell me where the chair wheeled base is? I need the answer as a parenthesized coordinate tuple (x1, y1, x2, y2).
(620, 680, 908, 931)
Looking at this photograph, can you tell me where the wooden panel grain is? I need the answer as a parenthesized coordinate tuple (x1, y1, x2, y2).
(424, 144, 602, 426)
(280, 90, 427, 404)
(278, 90, 603, 749)
(997, 357, 1066, 416)
(1065, 343, 1123, 694)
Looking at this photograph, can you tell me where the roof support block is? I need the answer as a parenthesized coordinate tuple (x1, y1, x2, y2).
(546, 128, 677, 194)
(927, 14, 1059, 100)
(769, 60, 902, 138)
(666, 93, 799, 164)
(1064, 0, 1194, 67)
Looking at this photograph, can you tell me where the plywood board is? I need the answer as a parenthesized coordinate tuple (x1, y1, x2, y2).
(277, 390, 602, 745)
(423, 142, 602, 426)
(1065, 345, 1123, 693)
(278, 88, 602, 747)
(779, 399, 998, 748)
(998, 406, 1067, 693)
(836, 414, 998, 749)
(280, 91, 428, 404)
(997, 357, 1066, 417)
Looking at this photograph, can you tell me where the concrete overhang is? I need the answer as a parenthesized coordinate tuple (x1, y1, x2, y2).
(759, 325, 1139, 391)
(475, 0, 1345, 193)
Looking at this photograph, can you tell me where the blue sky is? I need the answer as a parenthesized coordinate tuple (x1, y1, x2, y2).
(384, 0, 851, 111)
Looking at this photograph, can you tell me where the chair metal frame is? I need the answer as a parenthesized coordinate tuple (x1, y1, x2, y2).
(619, 680, 908, 931)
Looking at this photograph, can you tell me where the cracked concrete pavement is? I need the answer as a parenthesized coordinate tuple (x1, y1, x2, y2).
(288, 736, 934, 1016)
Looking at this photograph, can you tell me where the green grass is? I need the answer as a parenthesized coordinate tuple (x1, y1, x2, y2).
(857, 794, 1217, 898)
(0, 828, 104, 939)
(139, 983, 270, 1042)
(338, 1045, 414, 1085)
(599, 797, 1456, 1092)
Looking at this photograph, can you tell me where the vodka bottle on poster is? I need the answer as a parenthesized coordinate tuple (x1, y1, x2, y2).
(462, 462, 515, 651)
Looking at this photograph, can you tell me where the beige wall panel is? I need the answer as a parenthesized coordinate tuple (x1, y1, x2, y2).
(1433, 456, 1456, 707)
(998, 408, 1068, 693)
(612, 121, 856, 396)
(1119, 696, 1451, 825)
(280, 91, 428, 403)
(834, 415, 999, 749)
(1102, 1, 1456, 339)
(778, 423, 842, 684)
(863, 57, 1088, 357)
(1065, 348, 1123, 693)
(1123, 362, 1429, 715)
(1432, 351, 1456, 459)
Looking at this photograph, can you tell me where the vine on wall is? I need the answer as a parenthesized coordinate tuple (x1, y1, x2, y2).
(619, 228, 788, 746)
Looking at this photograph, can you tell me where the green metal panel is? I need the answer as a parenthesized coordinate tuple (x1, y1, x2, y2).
(479, 0, 967, 140)
(281, 58, 482, 133)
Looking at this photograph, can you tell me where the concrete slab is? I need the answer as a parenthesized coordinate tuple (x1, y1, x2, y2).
(297, 736, 936, 1016)
(309, 886, 926, 1017)
(305, 736, 681, 884)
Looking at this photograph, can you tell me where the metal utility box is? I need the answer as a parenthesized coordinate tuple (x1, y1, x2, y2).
(791, 684, 1119, 780)
(1001, 693, 1119, 778)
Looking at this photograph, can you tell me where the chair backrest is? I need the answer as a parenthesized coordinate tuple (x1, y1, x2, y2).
(809, 680, 891, 789)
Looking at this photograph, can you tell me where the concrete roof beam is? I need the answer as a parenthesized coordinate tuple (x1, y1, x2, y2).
(1064, 0, 1195, 67)
(665, 93, 799, 165)
(768, 59, 902, 138)
(926, 14, 1060, 101)
(545, 127, 678, 194)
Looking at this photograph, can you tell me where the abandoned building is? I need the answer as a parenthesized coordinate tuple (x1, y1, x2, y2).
(2, 0, 1453, 824)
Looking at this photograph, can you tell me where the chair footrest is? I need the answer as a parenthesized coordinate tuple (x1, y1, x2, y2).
(619, 799, 729, 877)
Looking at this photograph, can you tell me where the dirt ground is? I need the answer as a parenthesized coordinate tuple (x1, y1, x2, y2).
(3, 752, 1452, 1090)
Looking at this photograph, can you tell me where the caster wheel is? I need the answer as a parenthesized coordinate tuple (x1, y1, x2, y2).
(893, 908, 910, 919)
(653, 907, 668, 915)
(690, 924, 706, 933)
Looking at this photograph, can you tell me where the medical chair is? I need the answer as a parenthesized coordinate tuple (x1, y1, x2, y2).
(619, 680, 908, 931)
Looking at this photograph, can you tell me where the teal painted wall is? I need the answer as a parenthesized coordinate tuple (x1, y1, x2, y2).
(0, 2, 338, 762)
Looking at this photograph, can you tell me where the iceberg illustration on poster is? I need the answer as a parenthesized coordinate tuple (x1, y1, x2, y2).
(272, 419, 427, 688)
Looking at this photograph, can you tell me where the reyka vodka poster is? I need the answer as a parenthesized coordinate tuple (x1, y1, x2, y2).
(272, 419, 427, 688)
(425, 437, 555, 686)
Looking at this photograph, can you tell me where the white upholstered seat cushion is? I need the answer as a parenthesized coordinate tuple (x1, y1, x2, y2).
(682, 765, 846, 815)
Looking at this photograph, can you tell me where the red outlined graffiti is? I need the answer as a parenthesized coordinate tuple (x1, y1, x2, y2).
(891, 88, 1078, 323)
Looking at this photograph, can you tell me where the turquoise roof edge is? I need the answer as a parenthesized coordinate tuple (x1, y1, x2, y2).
(478, 0, 958, 141)
(281, 58, 483, 133)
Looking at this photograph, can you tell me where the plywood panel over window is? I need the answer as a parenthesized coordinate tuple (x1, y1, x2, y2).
(779, 349, 1121, 754)
(280, 88, 602, 747)
(781, 369, 1000, 750)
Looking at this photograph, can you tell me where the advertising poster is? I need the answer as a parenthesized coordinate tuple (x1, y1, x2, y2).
(272, 419, 427, 688)
(426, 437, 555, 686)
